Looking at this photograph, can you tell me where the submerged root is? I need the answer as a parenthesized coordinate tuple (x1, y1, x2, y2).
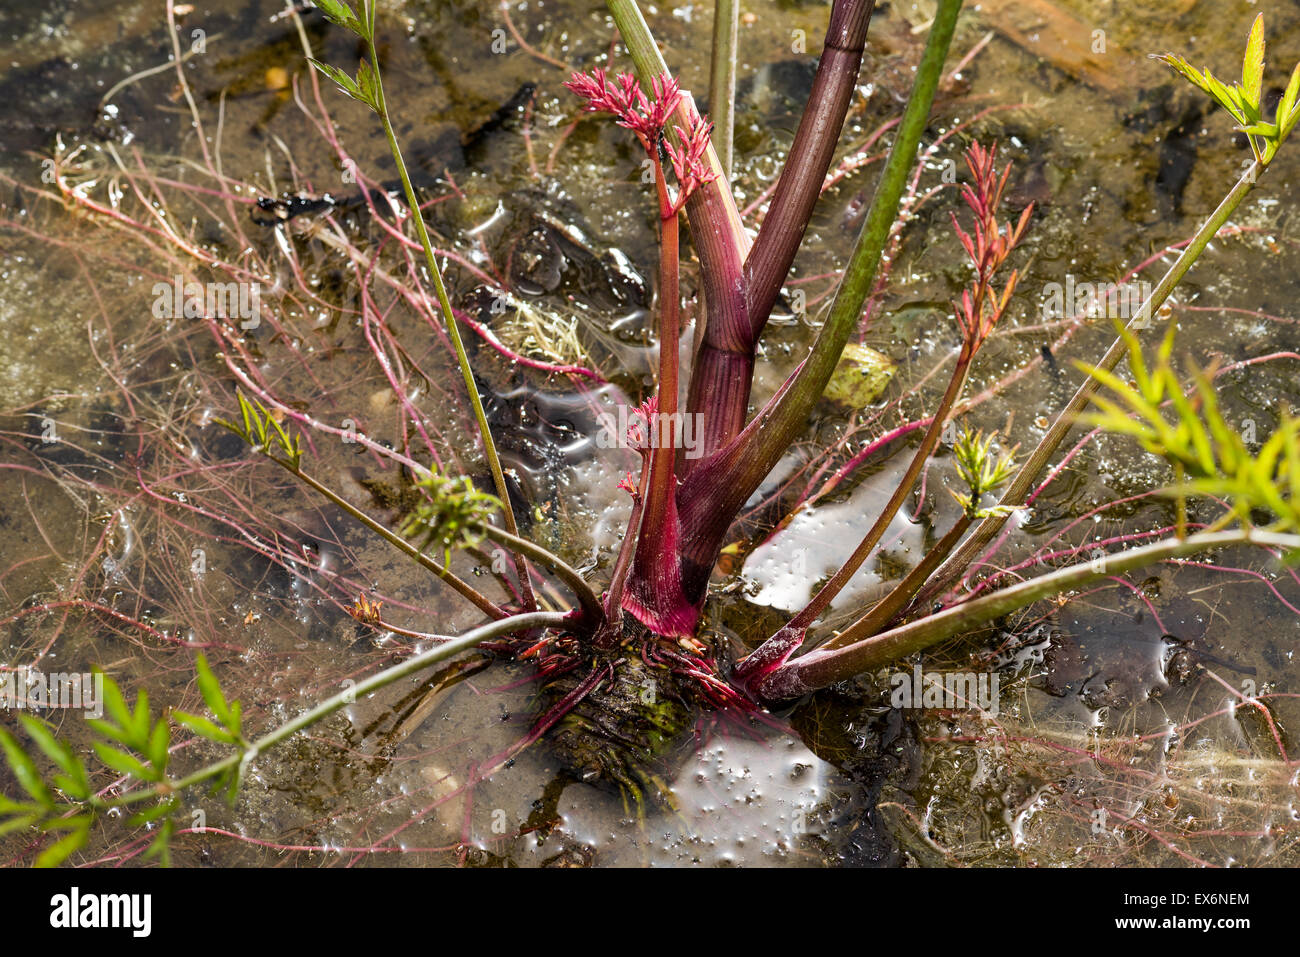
(540, 652, 695, 815)
(526, 628, 745, 817)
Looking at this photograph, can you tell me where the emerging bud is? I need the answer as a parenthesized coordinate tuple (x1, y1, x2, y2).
(626, 395, 659, 455)
(949, 141, 1033, 353)
(664, 114, 719, 213)
(564, 69, 682, 151)
(565, 68, 715, 212)
(349, 593, 384, 625)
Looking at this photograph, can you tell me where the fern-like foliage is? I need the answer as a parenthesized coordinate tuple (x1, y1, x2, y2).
(213, 390, 303, 469)
(1153, 13, 1300, 166)
(1079, 320, 1300, 534)
(0, 656, 245, 867)
(400, 472, 502, 563)
(950, 427, 1019, 519)
(306, 0, 382, 113)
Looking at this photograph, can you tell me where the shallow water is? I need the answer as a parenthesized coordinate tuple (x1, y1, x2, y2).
(2, 0, 1300, 867)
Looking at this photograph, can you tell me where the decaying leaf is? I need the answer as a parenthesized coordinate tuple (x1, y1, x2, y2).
(823, 343, 896, 409)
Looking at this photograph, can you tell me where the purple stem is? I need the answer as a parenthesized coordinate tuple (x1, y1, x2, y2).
(744, 0, 877, 337)
(684, 0, 877, 463)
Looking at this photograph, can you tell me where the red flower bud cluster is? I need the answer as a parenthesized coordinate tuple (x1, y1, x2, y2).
(565, 68, 717, 212)
(625, 395, 658, 454)
(565, 69, 680, 149)
(664, 105, 717, 213)
(950, 142, 1033, 352)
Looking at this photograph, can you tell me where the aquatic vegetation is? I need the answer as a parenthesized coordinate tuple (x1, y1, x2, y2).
(4, 1, 1300, 867)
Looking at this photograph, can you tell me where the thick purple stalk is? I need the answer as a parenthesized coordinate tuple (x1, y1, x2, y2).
(609, 0, 958, 635)
(605, 0, 751, 462)
(685, 0, 877, 463)
(744, 0, 876, 338)
(671, 0, 963, 606)
(681, 200, 751, 461)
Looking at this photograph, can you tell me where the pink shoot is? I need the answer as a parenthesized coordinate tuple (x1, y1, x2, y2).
(950, 142, 1033, 353)
(664, 112, 719, 215)
(565, 68, 715, 214)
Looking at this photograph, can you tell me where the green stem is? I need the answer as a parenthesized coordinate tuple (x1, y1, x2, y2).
(822, 511, 973, 650)
(607, 0, 743, 233)
(747, 0, 960, 454)
(287, 462, 510, 620)
(709, 0, 739, 179)
(366, 22, 537, 615)
(606, 0, 669, 79)
(912, 159, 1263, 609)
(759, 528, 1300, 702)
(480, 525, 603, 625)
(133, 612, 567, 806)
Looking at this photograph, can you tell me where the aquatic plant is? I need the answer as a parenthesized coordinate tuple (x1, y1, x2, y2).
(5, 1, 1300, 866)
